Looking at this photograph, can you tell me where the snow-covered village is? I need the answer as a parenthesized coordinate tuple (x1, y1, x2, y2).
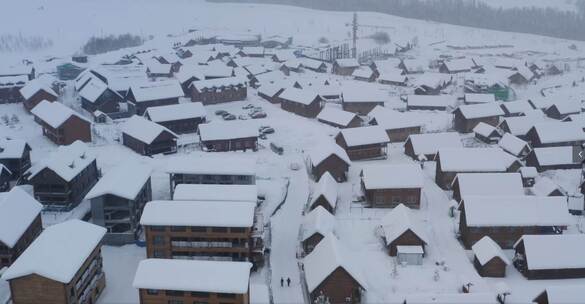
(1, 0, 585, 303)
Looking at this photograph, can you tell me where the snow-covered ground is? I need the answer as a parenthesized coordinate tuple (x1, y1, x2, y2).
(463, 0, 578, 12)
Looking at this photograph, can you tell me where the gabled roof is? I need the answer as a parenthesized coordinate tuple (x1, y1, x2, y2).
(500, 99, 535, 115)
(473, 122, 499, 137)
(499, 114, 544, 136)
(308, 143, 351, 167)
(121, 115, 177, 144)
(338, 126, 389, 147)
(472, 236, 510, 266)
(455, 103, 504, 119)
(517, 234, 585, 270)
(531, 177, 563, 196)
(335, 58, 359, 68)
(407, 95, 456, 109)
(464, 93, 495, 104)
(302, 206, 335, 242)
(531, 121, 585, 144)
(78, 78, 113, 103)
(453, 173, 524, 199)
(173, 184, 257, 202)
(498, 133, 529, 156)
(536, 285, 585, 303)
(2, 220, 106, 283)
(303, 235, 367, 292)
(316, 106, 358, 127)
(133, 259, 251, 294)
(342, 85, 386, 103)
(352, 66, 375, 79)
(198, 121, 258, 141)
(406, 132, 462, 157)
(166, 155, 256, 176)
(31, 100, 89, 129)
(0, 138, 29, 159)
(369, 105, 422, 130)
(144, 102, 206, 123)
(548, 101, 581, 115)
(27, 141, 95, 182)
(442, 58, 476, 72)
(362, 164, 424, 190)
(19, 78, 57, 100)
(128, 80, 183, 102)
(437, 148, 516, 172)
(380, 204, 428, 245)
(531, 146, 576, 166)
(279, 88, 321, 105)
(140, 200, 255, 228)
(85, 162, 152, 200)
(309, 172, 338, 210)
(0, 187, 42, 248)
(189, 76, 247, 91)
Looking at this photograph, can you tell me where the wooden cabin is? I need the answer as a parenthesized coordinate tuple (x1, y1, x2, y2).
(439, 58, 477, 74)
(308, 172, 338, 214)
(190, 77, 247, 105)
(500, 100, 535, 117)
(459, 196, 570, 249)
(471, 236, 510, 277)
(19, 79, 58, 112)
(335, 126, 389, 161)
(544, 102, 581, 120)
(0, 164, 11, 191)
(525, 122, 585, 148)
(2, 220, 106, 304)
(498, 114, 544, 139)
(278, 88, 323, 118)
(508, 66, 535, 85)
(403, 132, 461, 161)
(361, 164, 423, 209)
(126, 80, 183, 115)
(341, 89, 386, 115)
(121, 115, 178, 156)
(406, 95, 456, 111)
(435, 148, 519, 190)
(352, 66, 378, 82)
(133, 259, 251, 304)
(302, 206, 335, 254)
(78, 78, 123, 114)
(26, 141, 99, 211)
(303, 236, 367, 304)
(380, 204, 428, 257)
(0, 138, 31, 181)
(0, 187, 43, 269)
(301, 59, 328, 73)
(257, 84, 284, 104)
(530, 177, 564, 197)
(518, 166, 538, 187)
(30, 101, 92, 145)
(498, 133, 531, 158)
(473, 122, 501, 144)
(308, 144, 351, 183)
(514, 234, 585, 280)
(144, 102, 206, 134)
(451, 173, 524, 203)
(526, 146, 582, 172)
(533, 286, 582, 304)
(316, 107, 361, 129)
(378, 68, 408, 86)
(453, 103, 504, 133)
(0, 75, 27, 103)
(140, 200, 262, 266)
(86, 163, 152, 245)
(369, 106, 422, 142)
(198, 121, 258, 152)
(332, 58, 360, 76)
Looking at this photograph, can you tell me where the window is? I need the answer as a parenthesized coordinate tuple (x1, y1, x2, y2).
(171, 226, 187, 232)
(168, 300, 184, 304)
(166, 290, 185, 297)
(191, 292, 210, 298)
(211, 227, 228, 233)
(153, 250, 165, 258)
(190, 227, 207, 233)
(153, 235, 165, 245)
(231, 227, 246, 233)
(146, 289, 159, 295)
(150, 226, 166, 232)
(218, 293, 236, 299)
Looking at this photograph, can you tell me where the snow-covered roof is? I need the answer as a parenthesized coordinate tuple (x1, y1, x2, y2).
(78, 78, 108, 103)
(378, 69, 407, 83)
(19, 78, 57, 100)
(453, 173, 523, 199)
(85, 162, 152, 200)
(531, 147, 576, 166)
(518, 166, 538, 179)
(303, 235, 367, 292)
(548, 101, 581, 115)
(140, 200, 255, 227)
(0, 138, 29, 159)
(189, 76, 247, 91)
(146, 60, 172, 75)
(464, 93, 495, 104)
(538, 285, 585, 303)
(473, 122, 498, 137)
(0, 75, 27, 87)
(531, 177, 562, 196)
(316, 106, 358, 127)
(443, 58, 476, 72)
(518, 234, 585, 270)
(352, 66, 375, 79)
(133, 259, 251, 293)
(278, 88, 321, 105)
(498, 133, 529, 156)
(406, 132, 462, 157)
(404, 293, 498, 303)
(300, 58, 327, 70)
(0, 187, 42, 248)
(198, 121, 258, 141)
(2, 220, 105, 283)
(257, 83, 284, 97)
(144, 102, 206, 123)
(173, 184, 257, 202)
(437, 148, 516, 172)
(407, 95, 456, 109)
(531, 121, 585, 144)
(302, 206, 335, 242)
(166, 155, 256, 176)
(338, 126, 389, 147)
(472, 236, 510, 266)
(27, 141, 95, 182)
(455, 103, 504, 119)
(529, 96, 554, 110)
(342, 86, 387, 103)
(369, 106, 422, 130)
(500, 100, 535, 115)
(335, 58, 359, 68)
(128, 80, 184, 102)
(462, 196, 570, 227)
(309, 172, 338, 209)
(31, 100, 89, 129)
(122, 115, 177, 144)
(499, 114, 543, 136)
(381, 204, 428, 244)
(308, 143, 351, 167)
(362, 164, 424, 190)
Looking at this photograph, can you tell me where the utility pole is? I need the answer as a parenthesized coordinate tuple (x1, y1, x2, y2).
(352, 12, 358, 58)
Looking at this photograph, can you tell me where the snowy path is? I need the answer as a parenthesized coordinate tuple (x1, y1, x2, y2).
(269, 154, 309, 304)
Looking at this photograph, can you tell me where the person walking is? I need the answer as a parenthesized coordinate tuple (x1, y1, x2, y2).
(280, 277, 284, 287)
(286, 277, 291, 287)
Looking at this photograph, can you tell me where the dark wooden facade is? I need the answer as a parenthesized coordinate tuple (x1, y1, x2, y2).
(126, 90, 179, 116)
(80, 88, 122, 114)
(38, 115, 92, 145)
(0, 214, 42, 269)
(8, 245, 105, 304)
(122, 131, 177, 156)
(280, 96, 323, 118)
(311, 154, 349, 183)
(0, 80, 26, 104)
(200, 136, 258, 152)
(303, 233, 324, 255)
(453, 110, 500, 133)
(362, 184, 421, 209)
(309, 267, 363, 304)
(332, 62, 359, 76)
(335, 134, 387, 161)
(342, 101, 383, 116)
(191, 84, 247, 105)
(309, 194, 336, 214)
(525, 148, 582, 172)
(22, 89, 57, 112)
(385, 229, 425, 256)
(514, 239, 585, 280)
(138, 288, 249, 304)
(28, 160, 99, 211)
(525, 127, 585, 148)
(473, 256, 507, 278)
(0, 143, 31, 181)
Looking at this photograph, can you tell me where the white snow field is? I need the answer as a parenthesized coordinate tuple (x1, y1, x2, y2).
(1, 0, 585, 303)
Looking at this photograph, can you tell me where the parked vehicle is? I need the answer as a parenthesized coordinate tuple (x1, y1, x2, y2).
(215, 110, 228, 116)
(250, 111, 267, 119)
(238, 115, 249, 120)
(270, 142, 284, 155)
(242, 104, 255, 109)
(259, 126, 275, 134)
(223, 114, 236, 120)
